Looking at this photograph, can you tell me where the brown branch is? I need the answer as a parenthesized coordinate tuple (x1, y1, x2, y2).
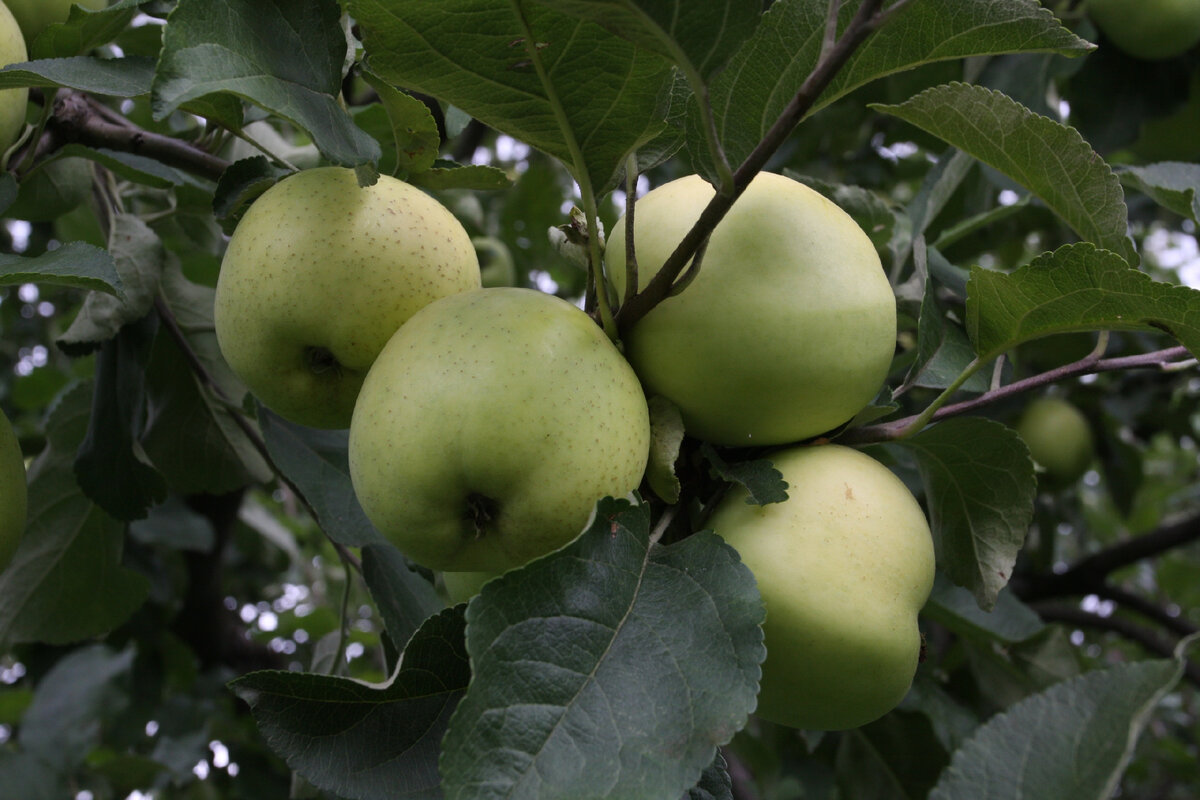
(615, 0, 905, 336)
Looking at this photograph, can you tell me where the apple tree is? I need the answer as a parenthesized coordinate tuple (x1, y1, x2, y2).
(2, 1, 1200, 798)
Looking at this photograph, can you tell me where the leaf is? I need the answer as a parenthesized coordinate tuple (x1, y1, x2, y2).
(0, 56, 155, 96)
(1117, 161, 1200, 223)
(646, 395, 686, 504)
(407, 161, 511, 192)
(230, 607, 469, 800)
(440, 497, 764, 800)
(351, 0, 674, 194)
(212, 156, 289, 234)
(700, 0, 1091, 180)
(152, 0, 380, 168)
(894, 417, 1036, 610)
(966, 242, 1200, 360)
(682, 750, 732, 800)
(543, 0, 761, 80)
(0, 384, 150, 646)
(360, 544, 445, 653)
(922, 573, 1044, 644)
(58, 214, 166, 355)
(359, 72, 441, 177)
(0, 241, 122, 296)
(929, 653, 1188, 799)
(28, 0, 143, 59)
(872, 83, 1136, 265)
(701, 443, 788, 506)
(906, 278, 991, 392)
(59, 144, 191, 188)
(258, 408, 386, 548)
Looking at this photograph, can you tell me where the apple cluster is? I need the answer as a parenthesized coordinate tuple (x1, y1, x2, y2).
(214, 166, 937, 732)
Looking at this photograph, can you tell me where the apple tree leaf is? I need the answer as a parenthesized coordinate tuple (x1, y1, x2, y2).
(350, 0, 674, 194)
(929, 649, 1189, 800)
(27, 0, 143, 59)
(0, 56, 154, 96)
(966, 243, 1200, 360)
(698, 0, 1091, 180)
(359, 72, 441, 178)
(406, 162, 511, 192)
(872, 83, 1136, 265)
(1117, 161, 1200, 223)
(230, 607, 469, 800)
(213, 157, 289, 235)
(0, 384, 150, 646)
(682, 750, 733, 800)
(151, 0, 380, 168)
(922, 573, 1045, 645)
(907, 278, 991, 393)
(57, 144, 190, 189)
(0, 241, 122, 296)
(360, 544, 445, 655)
(259, 409, 387, 548)
(440, 497, 764, 800)
(701, 443, 789, 506)
(892, 417, 1036, 611)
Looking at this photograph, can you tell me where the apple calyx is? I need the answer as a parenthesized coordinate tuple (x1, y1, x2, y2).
(304, 346, 342, 376)
(465, 492, 500, 538)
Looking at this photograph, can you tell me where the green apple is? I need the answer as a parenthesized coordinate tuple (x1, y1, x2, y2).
(0, 408, 27, 572)
(348, 287, 651, 573)
(441, 570, 498, 605)
(710, 444, 935, 730)
(3, 0, 107, 44)
(1088, 0, 1200, 60)
(607, 172, 896, 446)
(0, 2, 28, 158)
(214, 167, 480, 429)
(1015, 397, 1095, 487)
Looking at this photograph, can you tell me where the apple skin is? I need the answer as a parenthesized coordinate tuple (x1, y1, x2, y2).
(348, 287, 651, 573)
(1015, 397, 1095, 487)
(0, 409, 27, 572)
(0, 3, 28, 157)
(214, 167, 480, 429)
(1088, 0, 1200, 60)
(3, 0, 107, 44)
(709, 444, 935, 730)
(441, 570, 497, 605)
(607, 173, 896, 446)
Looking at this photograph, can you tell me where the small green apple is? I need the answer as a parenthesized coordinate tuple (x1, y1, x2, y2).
(214, 167, 480, 429)
(1088, 0, 1200, 60)
(1015, 397, 1095, 487)
(710, 444, 935, 730)
(441, 570, 498, 605)
(0, 408, 27, 572)
(607, 172, 896, 446)
(0, 3, 28, 158)
(3, 0, 107, 44)
(348, 287, 651, 573)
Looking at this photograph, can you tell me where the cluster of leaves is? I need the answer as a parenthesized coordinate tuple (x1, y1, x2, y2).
(0, 0, 1199, 798)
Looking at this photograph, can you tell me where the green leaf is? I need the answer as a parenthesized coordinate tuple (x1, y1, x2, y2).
(152, 0, 380, 168)
(212, 156, 289, 234)
(700, 0, 1090, 180)
(872, 83, 1136, 265)
(1117, 161, 1200, 223)
(646, 394, 685, 504)
(966, 243, 1200, 360)
(359, 72, 441, 177)
(542, 0, 761, 80)
(58, 214, 165, 355)
(922, 572, 1045, 644)
(351, 0, 673, 194)
(0, 384, 150, 646)
(259, 408, 386, 548)
(0, 56, 155, 96)
(59, 144, 192, 189)
(360, 544, 445, 653)
(0, 241, 122, 296)
(895, 417, 1036, 610)
(406, 161, 511, 192)
(929, 653, 1188, 799)
(440, 497, 764, 800)
(701, 443, 789, 506)
(28, 0, 144, 59)
(230, 607, 469, 800)
(683, 750, 732, 800)
(906, 278, 991, 392)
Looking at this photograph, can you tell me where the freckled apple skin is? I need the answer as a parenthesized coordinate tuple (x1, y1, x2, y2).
(214, 167, 480, 429)
(0, 409, 27, 573)
(1088, 0, 1200, 60)
(3, 0, 107, 44)
(348, 287, 651, 573)
(607, 172, 896, 447)
(0, 3, 29, 157)
(710, 444, 935, 731)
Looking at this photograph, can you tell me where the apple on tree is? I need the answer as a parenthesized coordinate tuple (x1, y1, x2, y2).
(1087, 0, 1200, 60)
(0, 408, 27, 573)
(1015, 396, 1096, 487)
(607, 172, 896, 447)
(0, 2, 28, 157)
(214, 167, 481, 429)
(348, 287, 651, 573)
(709, 444, 935, 731)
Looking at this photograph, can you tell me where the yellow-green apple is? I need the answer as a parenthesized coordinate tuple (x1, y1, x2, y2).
(607, 172, 896, 446)
(348, 287, 650, 573)
(1088, 0, 1200, 60)
(0, 408, 27, 572)
(214, 167, 480, 428)
(441, 570, 497, 605)
(1015, 397, 1095, 487)
(4, 0, 107, 44)
(0, 2, 28, 157)
(710, 444, 935, 730)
